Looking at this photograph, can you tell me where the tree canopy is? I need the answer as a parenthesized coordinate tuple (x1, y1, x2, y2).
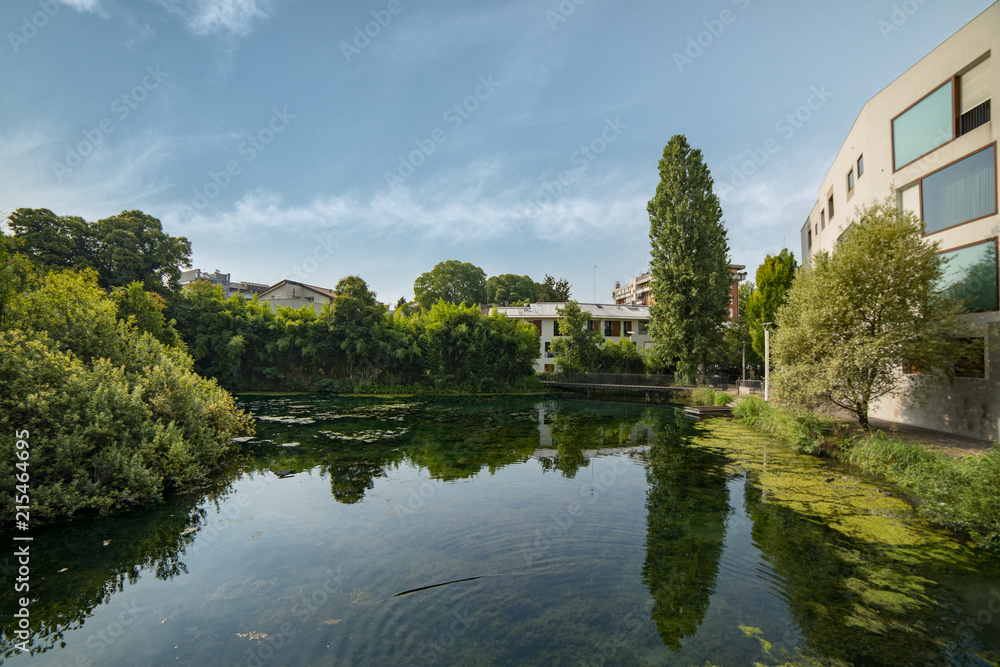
(647, 135, 731, 379)
(772, 197, 965, 426)
(744, 248, 798, 360)
(486, 273, 540, 306)
(537, 274, 572, 302)
(8, 207, 191, 294)
(412, 259, 487, 310)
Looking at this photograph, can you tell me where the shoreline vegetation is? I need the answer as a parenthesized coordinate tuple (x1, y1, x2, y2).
(731, 395, 1000, 549)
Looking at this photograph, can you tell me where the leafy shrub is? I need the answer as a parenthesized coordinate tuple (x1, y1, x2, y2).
(0, 271, 252, 526)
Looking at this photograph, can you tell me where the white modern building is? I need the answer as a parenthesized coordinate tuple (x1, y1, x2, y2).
(800, 3, 998, 440)
(493, 302, 652, 373)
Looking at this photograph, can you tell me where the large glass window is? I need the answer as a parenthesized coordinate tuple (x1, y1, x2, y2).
(892, 81, 953, 170)
(921, 146, 996, 234)
(939, 239, 998, 312)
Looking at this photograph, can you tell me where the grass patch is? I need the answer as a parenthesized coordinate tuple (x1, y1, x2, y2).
(688, 387, 733, 407)
(733, 397, 1000, 549)
(731, 395, 839, 454)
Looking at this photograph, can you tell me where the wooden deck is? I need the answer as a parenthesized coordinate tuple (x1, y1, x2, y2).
(683, 405, 733, 419)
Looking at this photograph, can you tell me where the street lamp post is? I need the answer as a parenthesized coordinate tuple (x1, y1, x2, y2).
(762, 322, 774, 401)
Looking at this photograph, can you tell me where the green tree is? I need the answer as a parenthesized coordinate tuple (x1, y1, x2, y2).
(647, 135, 732, 380)
(0, 233, 36, 328)
(111, 281, 181, 347)
(486, 273, 540, 306)
(551, 300, 601, 372)
(745, 249, 798, 360)
(412, 259, 487, 310)
(772, 197, 965, 427)
(724, 281, 763, 378)
(537, 274, 572, 301)
(7, 208, 95, 271)
(93, 210, 191, 294)
(8, 208, 191, 295)
(327, 275, 388, 382)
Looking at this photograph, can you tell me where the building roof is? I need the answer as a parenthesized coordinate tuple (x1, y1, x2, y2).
(493, 302, 650, 319)
(258, 279, 338, 300)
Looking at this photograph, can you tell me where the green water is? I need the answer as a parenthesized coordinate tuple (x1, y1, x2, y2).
(2, 395, 999, 665)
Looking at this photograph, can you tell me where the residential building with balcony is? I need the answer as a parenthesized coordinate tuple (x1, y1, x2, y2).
(614, 265, 746, 322)
(799, 3, 998, 440)
(493, 302, 652, 373)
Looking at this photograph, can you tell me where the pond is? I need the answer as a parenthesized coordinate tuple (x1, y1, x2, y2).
(2, 395, 999, 665)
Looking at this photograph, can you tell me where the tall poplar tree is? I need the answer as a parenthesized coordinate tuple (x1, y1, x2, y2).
(745, 248, 798, 360)
(647, 135, 731, 380)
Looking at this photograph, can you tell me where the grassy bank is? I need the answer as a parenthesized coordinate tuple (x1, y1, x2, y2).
(732, 396, 1000, 549)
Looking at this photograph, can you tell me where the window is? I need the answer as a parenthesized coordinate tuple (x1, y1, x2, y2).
(638, 320, 649, 334)
(544, 341, 554, 358)
(604, 321, 613, 336)
(847, 169, 854, 192)
(959, 56, 991, 135)
(552, 320, 560, 337)
(857, 155, 864, 177)
(955, 338, 986, 378)
(892, 81, 953, 170)
(588, 320, 597, 332)
(623, 321, 632, 335)
(828, 194, 835, 219)
(820, 209, 825, 230)
(921, 145, 996, 234)
(938, 239, 998, 312)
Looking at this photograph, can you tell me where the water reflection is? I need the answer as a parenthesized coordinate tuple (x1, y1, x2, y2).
(0, 458, 242, 661)
(1, 396, 998, 666)
(642, 411, 731, 650)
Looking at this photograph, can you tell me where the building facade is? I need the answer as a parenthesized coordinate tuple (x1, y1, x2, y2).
(493, 302, 652, 373)
(614, 266, 747, 323)
(800, 3, 998, 440)
(179, 269, 268, 300)
(257, 280, 337, 314)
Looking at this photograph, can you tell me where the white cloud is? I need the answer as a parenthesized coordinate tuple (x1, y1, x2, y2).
(163, 159, 649, 247)
(154, 0, 277, 36)
(58, 0, 105, 14)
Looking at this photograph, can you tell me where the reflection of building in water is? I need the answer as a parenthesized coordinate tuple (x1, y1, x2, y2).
(799, 3, 998, 441)
(533, 403, 654, 457)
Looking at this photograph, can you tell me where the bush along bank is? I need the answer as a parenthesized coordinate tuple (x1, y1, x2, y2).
(732, 396, 1000, 549)
(0, 270, 254, 528)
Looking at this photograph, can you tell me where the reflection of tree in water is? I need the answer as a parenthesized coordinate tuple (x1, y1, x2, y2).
(642, 414, 731, 651)
(946, 241, 998, 311)
(741, 480, 980, 665)
(0, 461, 242, 661)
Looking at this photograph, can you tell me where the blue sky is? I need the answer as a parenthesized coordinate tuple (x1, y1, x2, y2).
(1, 0, 995, 305)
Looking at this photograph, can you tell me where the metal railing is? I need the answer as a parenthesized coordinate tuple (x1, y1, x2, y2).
(538, 373, 730, 389)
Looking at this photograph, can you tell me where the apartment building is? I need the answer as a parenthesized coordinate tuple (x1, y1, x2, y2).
(493, 302, 651, 373)
(179, 269, 268, 300)
(799, 3, 998, 440)
(614, 266, 746, 322)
